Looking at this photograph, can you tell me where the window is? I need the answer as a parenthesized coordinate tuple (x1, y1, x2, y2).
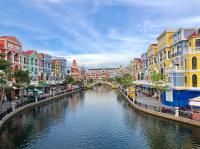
(195, 39, 200, 47)
(185, 59, 187, 69)
(31, 58, 34, 65)
(192, 74, 197, 87)
(185, 75, 187, 86)
(35, 59, 38, 66)
(192, 56, 197, 70)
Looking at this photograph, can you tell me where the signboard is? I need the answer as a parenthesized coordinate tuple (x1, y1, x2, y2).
(166, 90, 173, 102)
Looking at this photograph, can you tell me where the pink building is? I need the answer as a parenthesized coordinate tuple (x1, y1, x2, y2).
(0, 36, 22, 75)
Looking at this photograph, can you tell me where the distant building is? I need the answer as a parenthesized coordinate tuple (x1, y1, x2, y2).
(52, 59, 62, 81)
(86, 68, 118, 81)
(24, 50, 39, 83)
(38, 53, 52, 82)
(71, 59, 80, 81)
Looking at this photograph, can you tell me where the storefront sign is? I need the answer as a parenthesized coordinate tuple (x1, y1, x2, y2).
(166, 90, 173, 102)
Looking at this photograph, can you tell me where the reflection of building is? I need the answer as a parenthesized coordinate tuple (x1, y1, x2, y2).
(71, 59, 80, 81)
(24, 50, 39, 83)
(0, 36, 23, 79)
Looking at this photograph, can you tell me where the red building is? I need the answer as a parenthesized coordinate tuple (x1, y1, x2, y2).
(0, 36, 22, 74)
(71, 59, 80, 81)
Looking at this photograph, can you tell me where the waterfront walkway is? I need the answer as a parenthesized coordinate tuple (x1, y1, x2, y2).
(136, 92, 159, 107)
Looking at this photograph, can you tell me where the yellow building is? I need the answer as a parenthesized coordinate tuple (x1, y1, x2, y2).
(156, 30, 176, 74)
(185, 30, 200, 88)
(146, 44, 157, 80)
(52, 59, 62, 81)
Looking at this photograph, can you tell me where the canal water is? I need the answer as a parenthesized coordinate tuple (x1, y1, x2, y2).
(0, 85, 200, 149)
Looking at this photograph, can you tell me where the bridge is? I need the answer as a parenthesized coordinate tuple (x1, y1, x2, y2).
(86, 81, 118, 89)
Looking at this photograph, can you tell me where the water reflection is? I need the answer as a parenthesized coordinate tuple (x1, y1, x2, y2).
(0, 85, 200, 149)
(116, 92, 200, 149)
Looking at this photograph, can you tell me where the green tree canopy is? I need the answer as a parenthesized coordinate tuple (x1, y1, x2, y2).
(151, 70, 168, 110)
(115, 75, 134, 88)
(14, 70, 30, 87)
(64, 75, 75, 85)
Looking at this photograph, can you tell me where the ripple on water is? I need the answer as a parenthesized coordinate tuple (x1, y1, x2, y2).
(0, 86, 200, 149)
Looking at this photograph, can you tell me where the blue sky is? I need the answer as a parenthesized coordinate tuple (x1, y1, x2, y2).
(0, 0, 200, 68)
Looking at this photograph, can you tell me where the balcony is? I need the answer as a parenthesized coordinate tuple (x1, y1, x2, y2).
(184, 47, 200, 54)
(165, 66, 184, 73)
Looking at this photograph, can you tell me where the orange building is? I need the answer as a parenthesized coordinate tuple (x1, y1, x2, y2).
(71, 59, 80, 81)
(52, 59, 62, 81)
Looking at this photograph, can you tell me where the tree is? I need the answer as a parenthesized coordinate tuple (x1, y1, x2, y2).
(64, 75, 75, 86)
(0, 55, 11, 103)
(115, 75, 134, 88)
(14, 70, 30, 87)
(87, 78, 93, 84)
(151, 71, 168, 111)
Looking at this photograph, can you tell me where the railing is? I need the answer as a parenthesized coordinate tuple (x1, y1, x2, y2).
(0, 87, 83, 121)
(119, 88, 192, 120)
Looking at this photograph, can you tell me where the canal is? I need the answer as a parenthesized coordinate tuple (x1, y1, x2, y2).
(0, 85, 200, 149)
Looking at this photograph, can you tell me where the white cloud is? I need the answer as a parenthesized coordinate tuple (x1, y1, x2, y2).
(67, 53, 134, 68)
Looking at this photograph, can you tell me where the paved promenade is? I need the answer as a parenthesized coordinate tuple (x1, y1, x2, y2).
(136, 92, 159, 107)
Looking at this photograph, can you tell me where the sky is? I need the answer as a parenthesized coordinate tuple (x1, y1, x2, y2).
(0, 0, 200, 68)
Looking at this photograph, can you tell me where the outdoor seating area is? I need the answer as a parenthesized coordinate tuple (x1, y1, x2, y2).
(0, 86, 83, 120)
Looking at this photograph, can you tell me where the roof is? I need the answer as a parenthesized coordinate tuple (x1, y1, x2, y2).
(187, 29, 200, 39)
(24, 50, 36, 56)
(156, 29, 176, 40)
(0, 36, 21, 45)
(88, 68, 117, 71)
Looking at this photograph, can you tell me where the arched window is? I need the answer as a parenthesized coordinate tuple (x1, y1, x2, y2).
(192, 56, 197, 70)
(138, 74, 140, 80)
(185, 75, 187, 86)
(192, 74, 197, 87)
(31, 58, 34, 65)
(160, 68, 164, 74)
(35, 59, 38, 66)
(185, 59, 187, 69)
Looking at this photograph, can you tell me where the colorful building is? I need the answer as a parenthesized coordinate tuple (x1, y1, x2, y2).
(0, 36, 23, 80)
(60, 58, 67, 81)
(52, 59, 62, 82)
(38, 53, 53, 82)
(71, 60, 80, 81)
(132, 58, 142, 81)
(24, 50, 39, 83)
(141, 53, 148, 80)
(156, 30, 176, 75)
(146, 44, 157, 81)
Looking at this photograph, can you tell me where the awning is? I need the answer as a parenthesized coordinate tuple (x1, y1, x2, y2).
(189, 101, 200, 107)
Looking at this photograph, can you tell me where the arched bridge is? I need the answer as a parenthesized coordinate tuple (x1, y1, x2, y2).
(91, 81, 113, 87)
(86, 81, 118, 89)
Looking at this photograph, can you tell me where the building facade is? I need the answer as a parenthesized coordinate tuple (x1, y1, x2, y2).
(71, 60, 80, 81)
(52, 59, 62, 82)
(0, 36, 23, 80)
(24, 50, 39, 84)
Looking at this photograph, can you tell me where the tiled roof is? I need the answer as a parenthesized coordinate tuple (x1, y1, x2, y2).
(24, 50, 35, 56)
(188, 30, 200, 39)
(0, 36, 21, 45)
